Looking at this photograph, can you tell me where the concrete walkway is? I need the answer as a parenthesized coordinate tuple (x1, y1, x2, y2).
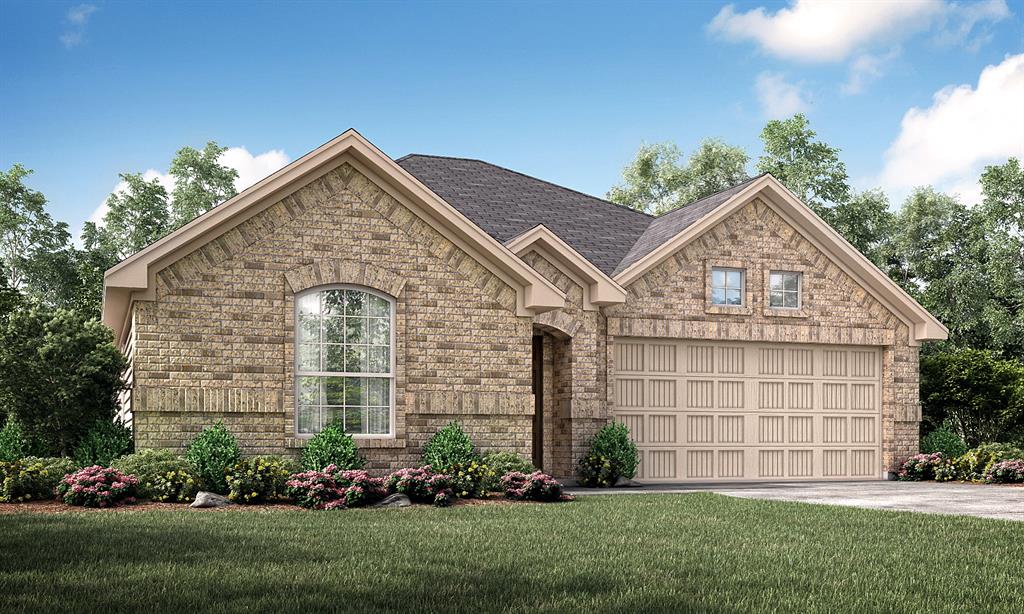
(566, 481, 1024, 522)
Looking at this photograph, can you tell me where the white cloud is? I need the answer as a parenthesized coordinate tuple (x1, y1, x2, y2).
(841, 49, 900, 95)
(61, 4, 97, 49)
(218, 146, 290, 192)
(755, 72, 810, 118)
(87, 146, 290, 227)
(879, 53, 1024, 203)
(708, 1, 940, 62)
(936, 0, 1012, 50)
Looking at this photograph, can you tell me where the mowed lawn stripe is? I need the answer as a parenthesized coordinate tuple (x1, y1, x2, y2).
(1, 493, 1021, 613)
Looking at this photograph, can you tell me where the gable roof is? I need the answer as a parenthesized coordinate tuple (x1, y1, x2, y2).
(101, 130, 566, 344)
(397, 155, 651, 276)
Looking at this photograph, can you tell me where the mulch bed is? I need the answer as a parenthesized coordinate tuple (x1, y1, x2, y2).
(0, 495, 550, 515)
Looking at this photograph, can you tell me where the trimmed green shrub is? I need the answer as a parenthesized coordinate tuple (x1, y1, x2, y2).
(56, 465, 138, 507)
(72, 419, 133, 468)
(226, 456, 299, 504)
(301, 422, 364, 471)
(112, 449, 198, 502)
(954, 443, 1024, 481)
(481, 451, 535, 492)
(0, 457, 75, 502)
(920, 422, 968, 458)
(0, 414, 28, 462)
(577, 423, 639, 487)
(185, 422, 241, 494)
(422, 422, 478, 472)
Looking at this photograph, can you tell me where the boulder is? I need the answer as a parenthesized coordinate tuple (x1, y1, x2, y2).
(190, 492, 232, 508)
(613, 476, 642, 488)
(372, 493, 411, 508)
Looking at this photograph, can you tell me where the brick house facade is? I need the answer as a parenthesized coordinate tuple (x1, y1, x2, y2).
(103, 131, 946, 481)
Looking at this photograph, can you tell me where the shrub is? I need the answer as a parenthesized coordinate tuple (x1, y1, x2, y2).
(446, 459, 494, 498)
(985, 459, 1024, 484)
(0, 457, 76, 502)
(112, 449, 198, 502)
(577, 423, 639, 487)
(500, 471, 565, 502)
(481, 451, 535, 492)
(954, 443, 1024, 481)
(896, 453, 946, 481)
(385, 466, 455, 506)
(422, 422, 478, 472)
(934, 461, 958, 482)
(300, 423, 364, 471)
(185, 422, 241, 494)
(56, 466, 138, 507)
(226, 456, 299, 504)
(920, 349, 1024, 446)
(0, 414, 28, 462)
(920, 422, 968, 458)
(72, 419, 133, 468)
(285, 465, 386, 510)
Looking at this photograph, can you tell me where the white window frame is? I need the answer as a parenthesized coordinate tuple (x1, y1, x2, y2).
(710, 267, 745, 307)
(768, 271, 802, 310)
(294, 284, 395, 439)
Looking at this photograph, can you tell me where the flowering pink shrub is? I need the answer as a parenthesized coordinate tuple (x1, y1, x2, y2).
(500, 471, 565, 502)
(56, 466, 139, 507)
(285, 464, 385, 510)
(385, 466, 455, 506)
(896, 453, 946, 481)
(985, 459, 1024, 484)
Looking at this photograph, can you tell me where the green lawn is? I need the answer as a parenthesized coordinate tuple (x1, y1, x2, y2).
(2, 494, 1022, 613)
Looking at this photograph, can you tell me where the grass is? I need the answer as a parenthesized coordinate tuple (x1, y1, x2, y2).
(1, 493, 1022, 613)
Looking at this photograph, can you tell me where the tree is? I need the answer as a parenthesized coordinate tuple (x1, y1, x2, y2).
(169, 141, 238, 228)
(756, 113, 851, 220)
(95, 172, 170, 260)
(608, 139, 749, 214)
(0, 164, 73, 295)
(0, 307, 126, 456)
(976, 158, 1024, 356)
(831, 189, 895, 267)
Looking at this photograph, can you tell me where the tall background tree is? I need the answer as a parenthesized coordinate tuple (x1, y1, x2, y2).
(169, 141, 238, 228)
(608, 139, 748, 215)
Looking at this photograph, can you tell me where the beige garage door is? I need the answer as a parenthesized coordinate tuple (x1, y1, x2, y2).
(613, 338, 882, 482)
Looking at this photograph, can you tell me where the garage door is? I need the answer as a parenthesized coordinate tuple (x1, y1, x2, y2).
(612, 338, 882, 482)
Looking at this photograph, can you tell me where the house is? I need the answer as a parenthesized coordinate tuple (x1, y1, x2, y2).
(101, 130, 947, 482)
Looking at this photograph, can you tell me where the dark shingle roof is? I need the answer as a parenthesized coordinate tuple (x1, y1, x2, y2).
(397, 155, 651, 276)
(397, 154, 760, 278)
(613, 174, 766, 274)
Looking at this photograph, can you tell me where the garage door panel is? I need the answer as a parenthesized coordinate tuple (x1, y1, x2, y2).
(613, 338, 883, 482)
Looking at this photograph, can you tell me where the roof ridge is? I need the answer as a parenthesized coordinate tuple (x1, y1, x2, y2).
(651, 173, 768, 220)
(398, 153, 654, 219)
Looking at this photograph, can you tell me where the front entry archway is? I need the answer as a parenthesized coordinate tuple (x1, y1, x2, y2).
(531, 324, 573, 477)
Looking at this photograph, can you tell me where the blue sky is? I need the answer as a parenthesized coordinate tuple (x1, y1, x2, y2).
(1, 1, 1022, 237)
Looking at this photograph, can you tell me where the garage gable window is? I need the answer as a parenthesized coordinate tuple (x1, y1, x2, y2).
(711, 267, 744, 306)
(295, 286, 393, 437)
(769, 271, 802, 309)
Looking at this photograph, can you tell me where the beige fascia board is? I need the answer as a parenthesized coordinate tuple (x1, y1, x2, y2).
(102, 129, 565, 343)
(506, 224, 627, 308)
(612, 175, 948, 344)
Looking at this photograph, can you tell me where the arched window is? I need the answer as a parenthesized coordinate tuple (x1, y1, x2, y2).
(295, 286, 394, 436)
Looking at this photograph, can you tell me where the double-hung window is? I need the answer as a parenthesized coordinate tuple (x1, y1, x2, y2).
(768, 271, 802, 309)
(296, 287, 393, 436)
(711, 267, 745, 306)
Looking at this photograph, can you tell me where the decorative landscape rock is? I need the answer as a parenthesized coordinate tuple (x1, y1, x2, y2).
(613, 477, 642, 488)
(190, 492, 231, 508)
(372, 493, 411, 508)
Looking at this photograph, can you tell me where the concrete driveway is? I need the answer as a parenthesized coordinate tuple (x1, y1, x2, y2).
(567, 481, 1024, 522)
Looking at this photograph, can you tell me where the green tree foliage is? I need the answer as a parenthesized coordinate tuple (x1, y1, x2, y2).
(0, 307, 126, 456)
(756, 113, 851, 219)
(169, 141, 238, 229)
(975, 158, 1023, 355)
(831, 188, 895, 267)
(920, 349, 1024, 446)
(608, 139, 749, 214)
(95, 173, 171, 260)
